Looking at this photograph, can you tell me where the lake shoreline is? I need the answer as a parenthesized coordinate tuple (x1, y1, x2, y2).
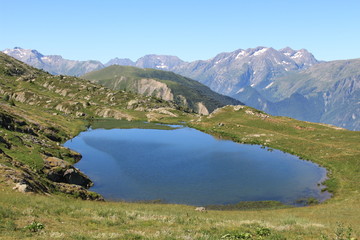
(64, 119, 331, 208)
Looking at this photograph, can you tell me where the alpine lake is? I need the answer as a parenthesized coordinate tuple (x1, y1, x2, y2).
(64, 120, 330, 207)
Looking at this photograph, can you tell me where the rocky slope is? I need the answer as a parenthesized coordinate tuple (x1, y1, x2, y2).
(3, 47, 104, 76)
(262, 59, 360, 130)
(172, 47, 318, 95)
(82, 65, 242, 114)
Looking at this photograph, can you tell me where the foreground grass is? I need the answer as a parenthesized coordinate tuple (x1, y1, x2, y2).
(1, 106, 359, 239)
(0, 185, 359, 240)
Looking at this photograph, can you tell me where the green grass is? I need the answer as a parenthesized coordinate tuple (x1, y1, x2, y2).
(90, 119, 182, 130)
(1, 106, 360, 239)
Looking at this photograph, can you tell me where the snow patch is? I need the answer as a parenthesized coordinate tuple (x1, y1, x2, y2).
(282, 61, 291, 65)
(253, 48, 268, 56)
(250, 83, 255, 87)
(291, 51, 303, 59)
(236, 88, 245, 94)
(283, 52, 291, 56)
(235, 50, 247, 59)
(264, 82, 274, 89)
(156, 64, 168, 69)
(215, 59, 223, 65)
(352, 113, 356, 120)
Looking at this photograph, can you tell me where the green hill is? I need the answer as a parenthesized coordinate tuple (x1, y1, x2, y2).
(82, 65, 242, 114)
(0, 52, 360, 239)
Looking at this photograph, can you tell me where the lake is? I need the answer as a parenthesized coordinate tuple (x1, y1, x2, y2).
(64, 123, 330, 206)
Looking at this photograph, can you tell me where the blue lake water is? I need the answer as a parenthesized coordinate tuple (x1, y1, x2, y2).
(64, 125, 330, 206)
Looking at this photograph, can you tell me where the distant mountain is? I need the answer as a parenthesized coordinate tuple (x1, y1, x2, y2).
(135, 55, 185, 70)
(82, 65, 242, 115)
(105, 54, 185, 70)
(3, 47, 104, 76)
(105, 57, 135, 67)
(172, 47, 318, 95)
(262, 59, 360, 130)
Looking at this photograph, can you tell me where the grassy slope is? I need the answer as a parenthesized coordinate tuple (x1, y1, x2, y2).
(1, 106, 360, 239)
(82, 65, 242, 113)
(0, 54, 360, 239)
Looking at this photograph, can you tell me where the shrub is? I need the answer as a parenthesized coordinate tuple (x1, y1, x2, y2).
(24, 221, 44, 232)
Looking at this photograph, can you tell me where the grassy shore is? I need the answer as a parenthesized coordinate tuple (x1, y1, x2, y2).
(1, 105, 360, 239)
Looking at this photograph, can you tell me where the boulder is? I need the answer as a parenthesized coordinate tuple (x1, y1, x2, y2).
(13, 183, 30, 193)
(54, 182, 104, 201)
(43, 157, 93, 188)
(195, 207, 206, 212)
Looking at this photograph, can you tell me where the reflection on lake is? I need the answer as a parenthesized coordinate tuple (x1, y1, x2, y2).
(64, 125, 330, 206)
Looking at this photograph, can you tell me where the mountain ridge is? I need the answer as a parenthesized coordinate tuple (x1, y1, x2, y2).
(3, 47, 105, 76)
(82, 65, 243, 115)
(4, 46, 360, 130)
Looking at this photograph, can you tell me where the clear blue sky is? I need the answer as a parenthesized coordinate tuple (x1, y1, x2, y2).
(1, 0, 359, 63)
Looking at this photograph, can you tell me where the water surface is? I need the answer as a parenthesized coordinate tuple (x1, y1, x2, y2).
(64, 125, 329, 206)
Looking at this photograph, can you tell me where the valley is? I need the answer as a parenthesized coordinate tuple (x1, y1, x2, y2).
(0, 52, 359, 239)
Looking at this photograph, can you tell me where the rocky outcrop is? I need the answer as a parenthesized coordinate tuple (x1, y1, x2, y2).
(196, 102, 209, 115)
(137, 78, 174, 101)
(0, 161, 50, 194)
(55, 101, 83, 114)
(43, 157, 93, 188)
(0, 111, 38, 135)
(53, 182, 104, 201)
(95, 108, 134, 120)
(150, 107, 178, 117)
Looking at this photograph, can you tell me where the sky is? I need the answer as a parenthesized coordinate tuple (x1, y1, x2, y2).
(1, 0, 360, 63)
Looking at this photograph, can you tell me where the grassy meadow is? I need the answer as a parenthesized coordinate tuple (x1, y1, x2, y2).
(1, 106, 360, 239)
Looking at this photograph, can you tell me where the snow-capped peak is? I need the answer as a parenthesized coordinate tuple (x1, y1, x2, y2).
(291, 51, 303, 59)
(235, 50, 247, 59)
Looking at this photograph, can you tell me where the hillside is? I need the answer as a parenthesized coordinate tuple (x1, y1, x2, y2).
(261, 59, 360, 130)
(82, 65, 242, 114)
(0, 52, 188, 201)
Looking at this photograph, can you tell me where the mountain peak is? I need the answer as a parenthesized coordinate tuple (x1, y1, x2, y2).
(135, 54, 185, 70)
(2, 47, 104, 76)
(105, 57, 135, 67)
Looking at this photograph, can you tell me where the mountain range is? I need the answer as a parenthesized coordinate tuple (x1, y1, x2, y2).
(3, 47, 360, 130)
(3, 47, 104, 76)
